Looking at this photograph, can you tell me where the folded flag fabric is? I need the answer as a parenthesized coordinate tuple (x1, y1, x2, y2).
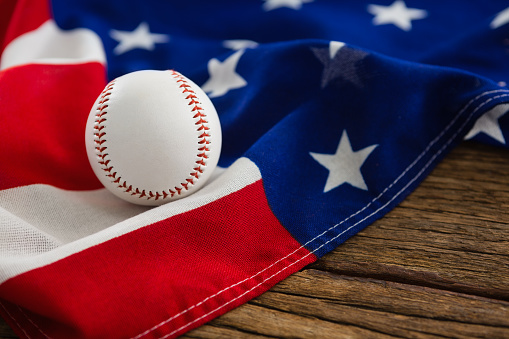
(1, 0, 508, 338)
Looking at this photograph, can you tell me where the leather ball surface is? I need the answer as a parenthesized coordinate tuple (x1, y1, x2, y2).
(85, 70, 222, 206)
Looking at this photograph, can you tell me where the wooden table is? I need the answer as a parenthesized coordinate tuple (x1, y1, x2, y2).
(1, 141, 508, 338)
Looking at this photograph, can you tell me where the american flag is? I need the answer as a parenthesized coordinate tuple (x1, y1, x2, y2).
(0, 0, 508, 338)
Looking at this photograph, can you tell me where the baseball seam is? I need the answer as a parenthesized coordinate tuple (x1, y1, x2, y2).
(93, 70, 211, 202)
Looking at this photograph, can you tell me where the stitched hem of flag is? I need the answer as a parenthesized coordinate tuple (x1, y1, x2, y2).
(298, 89, 509, 258)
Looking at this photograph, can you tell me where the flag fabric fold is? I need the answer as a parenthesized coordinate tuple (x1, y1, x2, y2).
(1, 1, 508, 338)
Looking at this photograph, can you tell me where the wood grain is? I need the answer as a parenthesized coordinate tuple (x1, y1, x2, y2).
(2, 141, 509, 338)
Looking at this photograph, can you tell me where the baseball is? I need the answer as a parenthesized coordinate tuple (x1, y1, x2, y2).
(85, 69, 222, 206)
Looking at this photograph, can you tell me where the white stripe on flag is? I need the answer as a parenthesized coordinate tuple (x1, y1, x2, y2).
(0, 158, 261, 283)
(0, 19, 106, 70)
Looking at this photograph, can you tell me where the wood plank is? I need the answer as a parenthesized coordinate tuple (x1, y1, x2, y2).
(1, 141, 509, 338)
(186, 269, 509, 338)
(184, 300, 395, 339)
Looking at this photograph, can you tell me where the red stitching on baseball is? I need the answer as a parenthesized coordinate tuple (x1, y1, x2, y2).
(93, 70, 212, 202)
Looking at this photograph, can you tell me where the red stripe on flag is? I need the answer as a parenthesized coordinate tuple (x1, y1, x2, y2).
(0, 0, 50, 52)
(0, 63, 105, 190)
(0, 179, 317, 339)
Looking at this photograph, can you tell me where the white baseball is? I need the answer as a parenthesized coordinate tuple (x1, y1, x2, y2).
(85, 69, 222, 206)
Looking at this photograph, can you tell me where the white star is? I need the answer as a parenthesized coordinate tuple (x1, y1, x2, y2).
(367, 0, 427, 31)
(464, 103, 509, 144)
(109, 22, 169, 55)
(491, 7, 509, 29)
(310, 130, 378, 192)
(202, 50, 247, 98)
(262, 0, 313, 11)
(223, 39, 259, 50)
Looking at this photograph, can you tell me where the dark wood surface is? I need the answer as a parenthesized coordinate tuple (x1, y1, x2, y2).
(1, 141, 509, 338)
